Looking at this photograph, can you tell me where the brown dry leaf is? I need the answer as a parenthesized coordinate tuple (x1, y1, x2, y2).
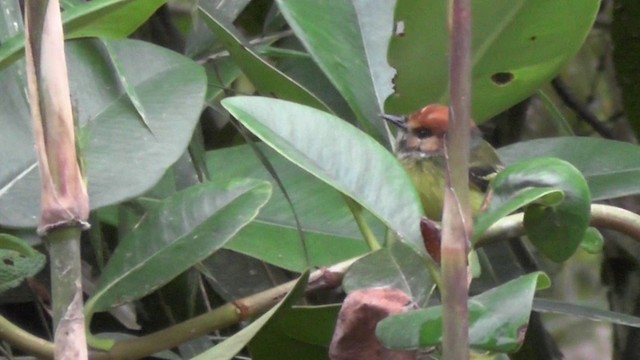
(329, 288, 418, 360)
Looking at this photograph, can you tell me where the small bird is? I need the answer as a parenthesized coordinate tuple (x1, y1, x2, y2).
(383, 104, 502, 221)
(384, 105, 564, 359)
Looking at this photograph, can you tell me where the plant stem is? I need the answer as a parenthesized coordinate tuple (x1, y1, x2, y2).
(24, 0, 90, 357)
(344, 196, 381, 251)
(441, 0, 472, 358)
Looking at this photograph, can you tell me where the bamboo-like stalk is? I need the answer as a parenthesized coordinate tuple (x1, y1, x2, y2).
(24, 0, 90, 358)
(441, 0, 473, 359)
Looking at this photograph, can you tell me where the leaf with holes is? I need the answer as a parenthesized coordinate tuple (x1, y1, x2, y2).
(385, 0, 599, 122)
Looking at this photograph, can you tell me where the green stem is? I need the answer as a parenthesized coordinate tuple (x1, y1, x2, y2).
(343, 196, 381, 251)
(48, 228, 83, 330)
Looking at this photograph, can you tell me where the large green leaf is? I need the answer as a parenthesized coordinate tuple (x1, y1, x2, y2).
(206, 145, 374, 271)
(221, 96, 426, 257)
(0, 39, 206, 227)
(0, 0, 167, 70)
(276, 0, 394, 139)
(498, 137, 640, 201)
(385, 0, 599, 122)
(377, 272, 550, 352)
(85, 179, 271, 315)
(490, 158, 591, 262)
(192, 272, 310, 360)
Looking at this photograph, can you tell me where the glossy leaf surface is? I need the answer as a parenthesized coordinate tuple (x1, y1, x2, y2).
(490, 158, 591, 262)
(222, 96, 426, 257)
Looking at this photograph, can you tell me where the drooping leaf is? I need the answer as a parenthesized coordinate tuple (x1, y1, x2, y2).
(489, 158, 591, 262)
(499, 137, 640, 201)
(377, 272, 550, 352)
(221, 96, 426, 257)
(0, 39, 206, 227)
(85, 179, 271, 315)
(192, 271, 310, 360)
(385, 0, 599, 122)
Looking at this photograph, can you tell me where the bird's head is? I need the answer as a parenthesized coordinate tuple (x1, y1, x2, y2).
(383, 104, 452, 159)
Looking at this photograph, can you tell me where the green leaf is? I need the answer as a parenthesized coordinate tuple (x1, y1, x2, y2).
(221, 96, 426, 257)
(206, 144, 374, 271)
(248, 304, 340, 360)
(85, 179, 271, 314)
(473, 187, 561, 243)
(377, 272, 550, 352)
(0, 234, 46, 293)
(0, 0, 167, 70)
(490, 158, 591, 262)
(533, 298, 640, 328)
(580, 227, 603, 254)
(101, 40, 151, 134)
(343, 242, 433, 305)
(198, 3, 328, 111)
(276, 0, 394, 139)
(0, 39, 206, 227)
(385, 0, 599, 122)
(192, 271, 311, 360)
(499, 137, 640, 201)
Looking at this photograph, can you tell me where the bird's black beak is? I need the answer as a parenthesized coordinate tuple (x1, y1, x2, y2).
(381, 114, 408, 130)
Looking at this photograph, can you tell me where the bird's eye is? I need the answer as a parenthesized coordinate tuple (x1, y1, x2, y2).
(415, 128, 432, 139)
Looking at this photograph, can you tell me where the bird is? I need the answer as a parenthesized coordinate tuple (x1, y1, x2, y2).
(383, 104, 502, 221)
(384, 105, 564, 359)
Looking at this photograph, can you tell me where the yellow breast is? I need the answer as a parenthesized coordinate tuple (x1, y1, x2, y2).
(401, 158, 486, 221)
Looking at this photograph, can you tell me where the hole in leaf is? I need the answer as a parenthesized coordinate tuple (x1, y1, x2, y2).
(491, 72, 514, 86)
(394, 21, 405, 37)
(3, 258, 14, 266)
(530, 35, 537, 41)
